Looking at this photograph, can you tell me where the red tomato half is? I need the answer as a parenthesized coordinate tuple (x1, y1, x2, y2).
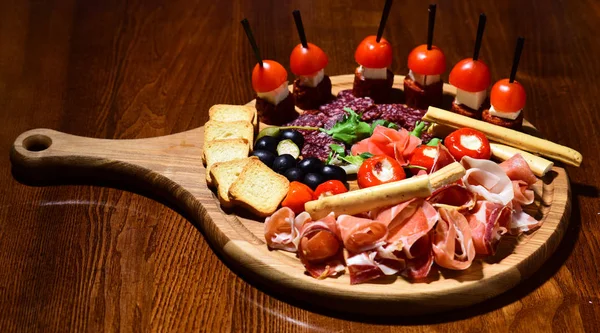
(449, 58, 491, 92)
(290, 43, 328, 76)
(354, 35, 393, 68)
(444, 128, 491, 161)
(407, 44, 446, 75)
(252, 60, 288, 93)
(490, 78, 527, 112)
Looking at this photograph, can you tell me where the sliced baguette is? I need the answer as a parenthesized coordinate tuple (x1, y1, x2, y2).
(228, 159, 290, 217)
(209, 104, 257, 129)
(204, 120, 254, 150)
(203, 139, 250, 186)
(210, 157, 255, 208)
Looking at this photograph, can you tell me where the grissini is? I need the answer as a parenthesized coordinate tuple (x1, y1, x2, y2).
(422, 106, 582, 167)
(427, 122, 554, 177)
(490, 143, 554, 177)
(305, 162, 465, 220)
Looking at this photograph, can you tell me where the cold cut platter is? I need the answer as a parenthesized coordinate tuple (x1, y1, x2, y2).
(10, 74, 572, 315)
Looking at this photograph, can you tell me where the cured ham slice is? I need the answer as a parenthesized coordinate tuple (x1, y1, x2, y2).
(346, 246, 406, 284)
(461, 156, 514, 205)
(298, 213, 346, 279)
(432, 208, 476, 270)
(511, 180, 534, 205)
(336, 215, 388, 253)
(427, 184, 476, 211)
(375, 199, 439, 257)
(430, 143, 456, 173)
(402, 232, 435, 280)
(499, 154, 538, 186)
(351, 125, 421, 165)
(467, 201, 512, 256)
(264, 207, 308, 252)
(510, 201, 542, 234)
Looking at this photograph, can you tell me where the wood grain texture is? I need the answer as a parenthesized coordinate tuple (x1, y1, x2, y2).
(1, 0, 599, 331)
(9, 76, 571, 316)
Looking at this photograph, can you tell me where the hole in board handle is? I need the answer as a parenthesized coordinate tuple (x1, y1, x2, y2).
(23, 134, 52, 152)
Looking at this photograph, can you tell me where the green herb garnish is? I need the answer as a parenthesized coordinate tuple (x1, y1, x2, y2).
(320, 108, 371, 145)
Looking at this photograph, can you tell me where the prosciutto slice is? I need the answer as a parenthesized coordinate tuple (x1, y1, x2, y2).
(336, 215, 388, 253)
(375, 199, 439, 257)
(351, 126, 421, 165)
(432, 208, 476, 270)
(512, 180, 535, 205)
(298, 213, 346, 279)
(467, 201, 512, 256)
(499, 154, 538, 186)
(510, 201, 543, 234)
(461, 156, 514, 205)
(346, 246, 406, 285)
(402, 232, 435, 280)
(264, 207, 308, 252)
(430, 143, 456, 173)
(427, 184, 476, 211)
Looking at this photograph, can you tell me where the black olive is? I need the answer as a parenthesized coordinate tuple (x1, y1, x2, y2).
(320, 165, 348, 182)
(342, 181, 350, 190)
(297, 157, 324, 174)
(272, 154, 297, 174)
(303, 173, 326, 190)
(283, 168, 305, 182)
(251, 150, 276, 168)
(254, 136, 279, 153)
(279, 129, 304, 149)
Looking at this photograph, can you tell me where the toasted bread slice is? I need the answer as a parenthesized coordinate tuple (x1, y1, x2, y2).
(203, 139, 250, 186)
(210, 157, 255, 208)
(228, 159, 290, 217)
(204, 120, 254, 150)
(209, 104, 257, 128)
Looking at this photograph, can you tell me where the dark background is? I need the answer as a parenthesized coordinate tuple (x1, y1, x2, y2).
(1, 0, 598, 331)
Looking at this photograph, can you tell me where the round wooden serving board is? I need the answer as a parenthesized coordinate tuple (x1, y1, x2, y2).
(9, 75, 571, 315)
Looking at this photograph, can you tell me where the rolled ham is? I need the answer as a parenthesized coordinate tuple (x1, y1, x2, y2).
(461, 156, 514, 205)
(375, 199, 439, 258)
(336, 215, 388, 253)
(298, 213, 346, 279)
(427, 184, 476, 211)
(467, 201, 512, 256)
(351, 125, 421, 165)
(432, 208, 476, 270)
(499, 154, 538, 186)
(346, 246, 406, 285)
(264, 207, 308, 252)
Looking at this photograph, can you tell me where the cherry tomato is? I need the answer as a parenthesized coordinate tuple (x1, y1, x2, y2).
(357, 155, 406, 188)
(354, 35, 393, 68)
(252, 60, 288, 93)
(407, 44, 446, 75)
(290, 43, 328, 76)
(409, 146, 438, 174)
(281, 181, 315, 214)
(449, 58, 491, 92)
(313, 180, 348, 199)
(300, 231, 340, 263)
(444, 128, 491, 161)
(490, 78, 526, 112)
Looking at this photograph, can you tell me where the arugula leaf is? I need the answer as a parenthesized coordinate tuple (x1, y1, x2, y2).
(339, 152, 374, 166)
(409, 121, 427, 138)
(320, 107, 372, 145)
(370, 119, 398, 134)
(426, 138, 442, 146)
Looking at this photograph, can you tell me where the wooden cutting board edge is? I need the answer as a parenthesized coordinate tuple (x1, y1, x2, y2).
(9, 75, 572, 316)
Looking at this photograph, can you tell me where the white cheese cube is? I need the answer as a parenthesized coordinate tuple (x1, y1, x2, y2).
(408, 70, 440, 86)
(489, 106, 521, 120)
(455, 89, 487, 110)
(357, 66, 388, 80)
(257, 81, 290, 105)
(298, 69, 324, 88)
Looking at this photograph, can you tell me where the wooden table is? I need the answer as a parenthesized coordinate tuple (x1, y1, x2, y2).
(1, 0, 598, 331)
